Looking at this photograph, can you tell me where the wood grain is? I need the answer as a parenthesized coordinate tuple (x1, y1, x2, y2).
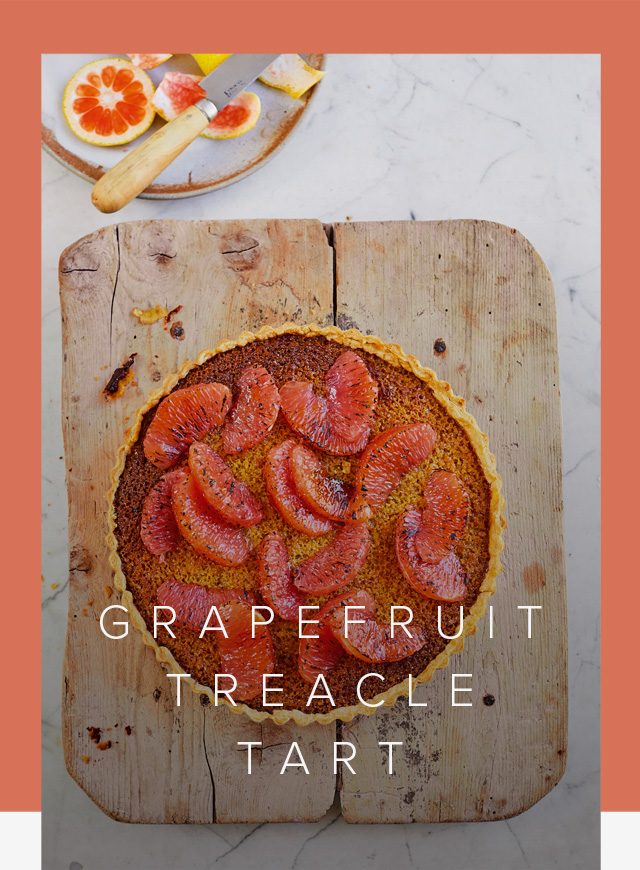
(60, 219, 336, 823)
(60, 218, 567, 824)
(334, 220, 567, 822)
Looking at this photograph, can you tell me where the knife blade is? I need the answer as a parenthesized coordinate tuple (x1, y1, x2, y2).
(195, 54, 280, 120)
(91, 54, 280, 214)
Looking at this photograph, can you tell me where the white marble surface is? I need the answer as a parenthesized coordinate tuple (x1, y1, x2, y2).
(42, 55, 600, 870)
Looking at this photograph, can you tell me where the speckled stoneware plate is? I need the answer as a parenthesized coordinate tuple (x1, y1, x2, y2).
(41, 53, 325, 199)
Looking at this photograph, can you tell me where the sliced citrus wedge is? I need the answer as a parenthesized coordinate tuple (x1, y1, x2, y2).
(63, 58, 155, 146)
(328, 606, 426, 663)
(259, 54, 325, 99)
(257, 531, 307, 622)
(222, 365, 280, 454)
(172, 473, 252, 566)
(127, 54, 172, 70)
(188, 442, 263, 527)
(396, 506, 468, 602)
(263, 440, 335, 537)
(143, 382, 230, 469)
(298, 590, 376, 683)
(157, 579, 254, 632)
(289, 444, 354, 522)
(216, 601, 275, 700)
(140, 469, 189, 556)
(294, 523, 370, 596)
(415, 471, 470, 564)
(192, 54, 231, 75)
(352, 423, 437, 511)
(153, 71, 261, 139)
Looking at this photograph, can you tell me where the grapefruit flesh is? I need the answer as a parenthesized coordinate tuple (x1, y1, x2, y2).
(188, 442, 263, 527)
(259, 55, 325, 99)
(415, 471, 470, 564)
(156, 578, 254, 632)
(172, 474, 252, 567)
(222, 365, 281, 455)
(395, 506, 468, 602)
(353, 423, 437, 512)
(289, 444, 354, 521)
(280, 351, 377, 455)
(153, 72, 261, 139)
(263, 440, 335, 537)
(298, 589, 376, 683)
(127, 54, 172, 70)
(216, 601, 275, 701)
(294, 523, 370, 596)
(140, 468, 189, 556)
(257, 531, 306, 622)
(143, 382, 230, 470)
(328, 605, 426, 663)
(63, 58, 155, 146)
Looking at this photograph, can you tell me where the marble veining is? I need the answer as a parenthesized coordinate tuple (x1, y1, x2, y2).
(42, 54, 600, 869)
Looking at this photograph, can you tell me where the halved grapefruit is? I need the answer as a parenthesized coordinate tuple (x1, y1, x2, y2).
(127, 54, 172, 70)
(172, 473, 252, 566)
(63, 58, 155, 146)
(143, 382, 230, 469)
(188, 443, 263, 527)
(257, 532, 307, 622)
(352, 423, 437, 512)
(415, 471, 470, 564)
(140, 468, 189, 556)
(298, 589, 376, 684)
(153, 71, 261, 139)
(259, 55, 325, 99)
(157, 578, 254, 632)
(263, 440, 335, 537)
(328, 606, 426, 663)
(293, 523, 370, 596)
(396, 506, 468, 602)
(222, 365, 281, 454)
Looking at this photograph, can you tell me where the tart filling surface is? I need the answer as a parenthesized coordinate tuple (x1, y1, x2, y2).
(107, 324, 505, 725)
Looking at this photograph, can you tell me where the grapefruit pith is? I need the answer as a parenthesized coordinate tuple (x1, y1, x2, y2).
(153, 71, 261, 139)
(259, 55, 325, 99)
(63, 58, 155, 146)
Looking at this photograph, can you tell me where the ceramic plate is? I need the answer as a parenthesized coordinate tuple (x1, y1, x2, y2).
(41, 53, 325, 199)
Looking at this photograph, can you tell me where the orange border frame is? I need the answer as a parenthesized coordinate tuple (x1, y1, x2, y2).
(0, 0, 625, 815)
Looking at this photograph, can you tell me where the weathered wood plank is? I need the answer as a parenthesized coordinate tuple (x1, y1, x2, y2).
(335, 220, 567, 823)
(60, 219, 337, 823)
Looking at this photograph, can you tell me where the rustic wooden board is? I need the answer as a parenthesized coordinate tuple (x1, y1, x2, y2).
(60, 218, 567, 825)
(335, 221, 567, 822)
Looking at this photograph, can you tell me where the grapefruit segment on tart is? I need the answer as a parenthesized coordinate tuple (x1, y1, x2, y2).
(279, 350, 376, 455)
(294, 523, 370, 596)
(328, 606, 426, 663)
(298, 589, 377, 683)
(216, 601, 275, 701)
(289, 444, 355, 522)
(222, 364, 280, 454)
(172, 473, 252, 566)
(396, 506, 468, 602)
(157, 579, 254, 632)
(415, 471, 470, 564)
(353, 423, 437, 511)
(188, 442, 263, 527)
(257, 531, 306, 622)
(143, 382, 230, 469)
(263, 440, 335, 537)
(140, 468, 188, 556)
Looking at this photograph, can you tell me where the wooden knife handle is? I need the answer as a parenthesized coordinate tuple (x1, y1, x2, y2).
(91, 105, 211, 213)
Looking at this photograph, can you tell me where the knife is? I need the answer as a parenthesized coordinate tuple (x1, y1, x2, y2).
(91, 54, 280, 213)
